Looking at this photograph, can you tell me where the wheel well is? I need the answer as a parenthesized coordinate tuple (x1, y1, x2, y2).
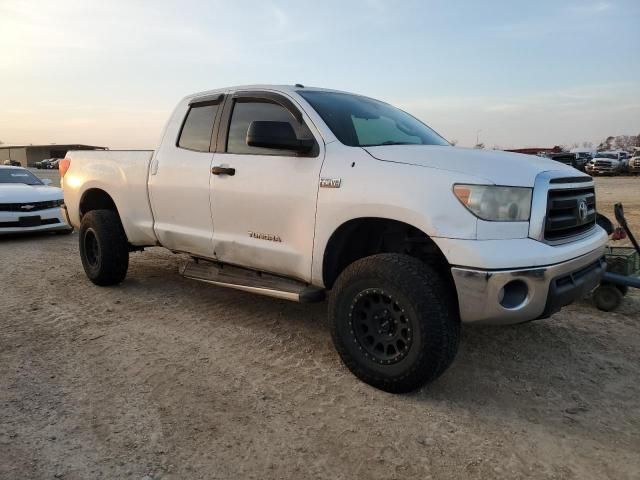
(79, 189, 118, 218)
(322, 218, 455, 291)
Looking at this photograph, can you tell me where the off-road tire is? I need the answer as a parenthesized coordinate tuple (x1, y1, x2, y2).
(328, 253, 460, 393)
(79, 209, 129, 286)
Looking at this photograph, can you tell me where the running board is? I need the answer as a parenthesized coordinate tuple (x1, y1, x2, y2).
(179, 259, 325, 303)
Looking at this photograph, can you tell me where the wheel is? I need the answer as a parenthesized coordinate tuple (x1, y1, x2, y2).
(616, 284, 628, 297)
(592, 284, 623, 312)
(79, 209, 129, 286)
(328, 254, 460, 393)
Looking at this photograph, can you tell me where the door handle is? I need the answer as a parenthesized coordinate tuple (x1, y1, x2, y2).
(211, 166, 235, 176)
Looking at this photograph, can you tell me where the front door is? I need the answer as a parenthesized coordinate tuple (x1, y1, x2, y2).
(210, 92, 324, 282)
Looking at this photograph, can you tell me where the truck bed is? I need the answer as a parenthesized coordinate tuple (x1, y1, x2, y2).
(63, 150, 158, 246)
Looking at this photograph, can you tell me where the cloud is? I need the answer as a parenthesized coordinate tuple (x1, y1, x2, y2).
(568, 2, 613, 14)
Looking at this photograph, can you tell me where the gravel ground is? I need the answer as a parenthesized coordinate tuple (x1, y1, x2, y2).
(0, 174, 639, 480)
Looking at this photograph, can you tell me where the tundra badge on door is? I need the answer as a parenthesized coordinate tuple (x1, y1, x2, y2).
(248, 231, 282, 242)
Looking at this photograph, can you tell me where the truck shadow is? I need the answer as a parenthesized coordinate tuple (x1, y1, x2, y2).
(125, 253, 639, 435)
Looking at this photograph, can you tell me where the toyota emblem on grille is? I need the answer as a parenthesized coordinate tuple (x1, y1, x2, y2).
(578, 199, 588, 223)
(21, 204, 35, 210)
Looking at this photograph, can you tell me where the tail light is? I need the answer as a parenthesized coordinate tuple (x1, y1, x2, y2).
(59, 158, 71, 177)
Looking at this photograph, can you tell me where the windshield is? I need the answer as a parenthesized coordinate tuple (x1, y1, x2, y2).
(0, 168, 43, 185)
(596, 153, 617, 159)
(299, 91, 449, 148)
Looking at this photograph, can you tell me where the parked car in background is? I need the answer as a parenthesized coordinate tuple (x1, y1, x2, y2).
(0, 166, 72, 235)
(545, 152, 584, 171)
(47, 159, 61, 170)
(592, 151, 626, 175)
(569, 149, 595, 170)
(629, 154, 640, 174)
(3, 159, 22, 166)
(585, 158, 596, 175)
(617, 151, 630, 172)
(35, 158, 56, 169)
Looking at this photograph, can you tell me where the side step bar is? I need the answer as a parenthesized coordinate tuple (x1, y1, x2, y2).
(179, 259, 325, 303)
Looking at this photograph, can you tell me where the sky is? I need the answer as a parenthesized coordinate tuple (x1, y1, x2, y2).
(1, 0, 639, 149)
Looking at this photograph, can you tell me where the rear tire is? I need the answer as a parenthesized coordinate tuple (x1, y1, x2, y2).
(79, 209, 129, 286)
(328, 254, 460, 393)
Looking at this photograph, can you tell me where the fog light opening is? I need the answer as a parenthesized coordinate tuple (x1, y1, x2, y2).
(499, 280, 529, 309)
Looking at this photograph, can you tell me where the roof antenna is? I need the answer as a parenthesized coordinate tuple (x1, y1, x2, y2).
(295, 83, 304, 88)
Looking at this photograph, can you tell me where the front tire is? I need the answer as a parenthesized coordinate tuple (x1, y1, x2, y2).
(79, 209, 129, 286)
(328, 254, 460, 393)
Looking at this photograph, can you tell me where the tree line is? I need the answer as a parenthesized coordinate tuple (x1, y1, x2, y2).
(571, 134, 640, 151)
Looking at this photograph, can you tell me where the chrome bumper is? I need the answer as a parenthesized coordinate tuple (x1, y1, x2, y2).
(451, 246, 606, 325)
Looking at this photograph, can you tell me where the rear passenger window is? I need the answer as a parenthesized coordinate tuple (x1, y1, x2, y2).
(226, 99, 314, 156)
(178, 103, 218, 152)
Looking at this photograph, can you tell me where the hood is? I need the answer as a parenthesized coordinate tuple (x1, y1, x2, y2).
(363, 145, 583, 187)
(0, 184, 63, 203)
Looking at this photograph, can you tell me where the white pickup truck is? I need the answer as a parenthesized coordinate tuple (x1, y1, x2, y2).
(61, 85, 607, 392)
(591, 151, 629, 175)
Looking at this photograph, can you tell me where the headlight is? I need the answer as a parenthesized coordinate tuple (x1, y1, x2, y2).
(453, 184, 532, 221)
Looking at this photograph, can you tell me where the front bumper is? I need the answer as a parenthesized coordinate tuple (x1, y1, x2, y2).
(451, 246, 606, 325)
(592, 166, 618, 174)
(0, 207, 70, 234)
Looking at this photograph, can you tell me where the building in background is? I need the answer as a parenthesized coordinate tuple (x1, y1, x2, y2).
(0, 144, 106, 167)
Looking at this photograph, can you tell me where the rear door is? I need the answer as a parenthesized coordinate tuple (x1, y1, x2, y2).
(148, 94, 224, 258)
(209, 91, 324, 282)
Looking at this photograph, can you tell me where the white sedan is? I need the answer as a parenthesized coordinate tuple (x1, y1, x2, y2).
(0, 166, 72, 234)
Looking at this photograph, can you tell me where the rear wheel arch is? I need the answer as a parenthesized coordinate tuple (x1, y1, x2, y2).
(79, 188, 119, 219)
(78, 188, 130, 244)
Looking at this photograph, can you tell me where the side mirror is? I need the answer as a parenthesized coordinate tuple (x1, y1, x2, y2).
(42, 178, 52, 186)
(246, 121, 313, 153)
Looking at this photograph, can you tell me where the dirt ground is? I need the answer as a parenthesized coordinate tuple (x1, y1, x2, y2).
(1, 175, 639, 480)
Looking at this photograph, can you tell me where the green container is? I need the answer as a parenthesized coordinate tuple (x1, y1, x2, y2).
(605, 246, 640, 276)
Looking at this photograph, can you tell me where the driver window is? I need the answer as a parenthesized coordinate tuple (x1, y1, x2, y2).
(226, 99, 314, 156)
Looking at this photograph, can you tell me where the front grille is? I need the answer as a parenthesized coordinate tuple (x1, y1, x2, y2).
(632, 159, 640, 167)
(549, 176, 592, 184)
(595, 160, 612, 168)
(0, 200, 61, 212)
(545, 187, 596, 241)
